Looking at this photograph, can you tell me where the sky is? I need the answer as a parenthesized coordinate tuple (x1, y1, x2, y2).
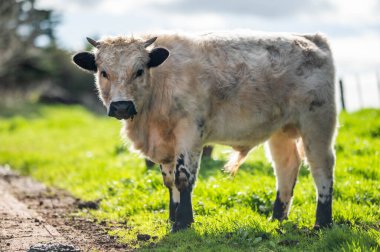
(36, 0, 380, 110)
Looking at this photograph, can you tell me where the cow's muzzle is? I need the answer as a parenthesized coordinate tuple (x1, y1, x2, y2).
(108, 101, 137, 120)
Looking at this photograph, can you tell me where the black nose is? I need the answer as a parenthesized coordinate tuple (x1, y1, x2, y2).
(108, 101, 137, 120)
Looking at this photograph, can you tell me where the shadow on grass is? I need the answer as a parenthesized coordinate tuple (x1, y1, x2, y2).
(136, 222, 380, 251)
(138, 223, 275, 251)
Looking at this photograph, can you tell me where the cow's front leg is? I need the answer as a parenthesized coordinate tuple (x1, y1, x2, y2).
(172, 150, 201, 232)
(160, 164, 179, 222)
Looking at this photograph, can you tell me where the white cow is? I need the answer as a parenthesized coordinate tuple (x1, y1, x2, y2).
(73, 31, 337, 231)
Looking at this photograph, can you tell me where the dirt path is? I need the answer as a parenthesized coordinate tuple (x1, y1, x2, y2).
(0, 166, 130, 251)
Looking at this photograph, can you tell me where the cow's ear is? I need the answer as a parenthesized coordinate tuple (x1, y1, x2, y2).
(72, 52, 97, 72)
(148, 48, 169, 68)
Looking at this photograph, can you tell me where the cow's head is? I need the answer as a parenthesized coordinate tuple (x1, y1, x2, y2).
(72, 36, 169, 120)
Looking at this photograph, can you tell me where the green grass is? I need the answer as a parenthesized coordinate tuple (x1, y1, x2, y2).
(0, 104, 379, 251)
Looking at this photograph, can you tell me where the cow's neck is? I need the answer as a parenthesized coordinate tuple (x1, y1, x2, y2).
(123, 84, 177, 163)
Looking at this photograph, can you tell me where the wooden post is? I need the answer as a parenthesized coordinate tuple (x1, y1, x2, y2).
(339, 78, 346, 111)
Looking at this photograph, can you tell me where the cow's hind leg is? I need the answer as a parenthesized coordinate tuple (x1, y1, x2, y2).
(300, 109, 336, 228)
(268, 129, 302, 221)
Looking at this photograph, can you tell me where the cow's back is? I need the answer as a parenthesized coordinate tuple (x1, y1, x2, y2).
(149, 32, 335, 146)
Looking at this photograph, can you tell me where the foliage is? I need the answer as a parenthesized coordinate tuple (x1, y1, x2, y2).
(0, 0, 96, 107)
(0, 105, 379, 251)
(0, 0, 58, 85)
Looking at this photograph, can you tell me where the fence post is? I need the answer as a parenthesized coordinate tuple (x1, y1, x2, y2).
(356, 74, 363, 109)
(377, 72, 380, 107)
(339, 78, 346, 111)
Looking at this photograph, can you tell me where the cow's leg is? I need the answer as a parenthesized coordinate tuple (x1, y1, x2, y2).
(172, 150, 202, 232)
(300, 109, 336, 228)
(160, 164, 178, 222)
(268, 130, 301, 221)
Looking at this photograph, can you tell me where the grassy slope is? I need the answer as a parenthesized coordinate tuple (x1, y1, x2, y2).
(0, 104, 379, 251)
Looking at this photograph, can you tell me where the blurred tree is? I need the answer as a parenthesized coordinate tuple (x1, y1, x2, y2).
(0, 0, 58, 86)
(0, 0, 98, 111)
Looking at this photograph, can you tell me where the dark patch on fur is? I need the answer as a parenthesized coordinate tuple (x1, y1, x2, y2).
(175, 154, 190, 191)
(161, 171, 167, 176)
(272, 191, 288, 221)
(161, 156, 173, 164)
(315, 184, 333, 228)
(302, 34, 330, 51)
(266, 45, 280, 57)
(214, 81, 240, 100)
(197, 118, 205, 138)
(179, 167, 190, 179)
(172, 187, 194, 232)
(309, 100, 325, 111)
(171, 154, 195, 231)
(296, 49, 326, 76)
(266, 45, 281, 69)
(294, 39, 327, 76)
(171, 96, 186, 116)
(288, 83, 296, 88)
(315, 198, 332, 228)
(176, 154, 185, 166)
(296, 67, 304, 76)
(212, 62, 248, 101)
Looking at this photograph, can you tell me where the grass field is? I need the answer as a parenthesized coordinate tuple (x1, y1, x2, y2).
(0, 104, 379, 251)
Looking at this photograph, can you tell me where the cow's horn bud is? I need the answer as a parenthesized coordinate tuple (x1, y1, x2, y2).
(144, 37, 157, 48)
(87, 37, 100, 48)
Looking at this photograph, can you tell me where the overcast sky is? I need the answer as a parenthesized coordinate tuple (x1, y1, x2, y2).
(37, 0, 380, 110)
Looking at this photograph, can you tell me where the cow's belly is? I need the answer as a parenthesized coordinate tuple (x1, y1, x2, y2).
(206, 112, 284, 147)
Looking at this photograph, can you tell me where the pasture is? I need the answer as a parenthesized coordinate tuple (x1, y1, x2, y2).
(0, 104, 379, 251)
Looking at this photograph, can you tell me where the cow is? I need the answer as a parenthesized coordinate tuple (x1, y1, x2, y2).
(72, 31, 337, 232)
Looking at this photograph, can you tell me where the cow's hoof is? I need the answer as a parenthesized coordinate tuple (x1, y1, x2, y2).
(171, 221, 191, 233)
(313, 222, 332, 230)
(270, 215, 288, 222)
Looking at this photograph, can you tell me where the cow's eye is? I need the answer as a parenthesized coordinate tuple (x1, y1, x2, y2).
(101, 70, 108, 79)
(135, 69, 144, 78)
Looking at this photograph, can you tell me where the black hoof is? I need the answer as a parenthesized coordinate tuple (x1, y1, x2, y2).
(272, 192, 288, 221)
(313, 222, 332, 230)
(171, 221, 191, 233)
(271, 215, 288, 222)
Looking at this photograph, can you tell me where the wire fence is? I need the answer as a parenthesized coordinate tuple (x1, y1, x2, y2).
(337, 72, 380, 112)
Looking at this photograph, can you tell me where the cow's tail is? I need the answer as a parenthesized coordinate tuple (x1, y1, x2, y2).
(224, 148, 250, 176)
(225, 138, 305, 176)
